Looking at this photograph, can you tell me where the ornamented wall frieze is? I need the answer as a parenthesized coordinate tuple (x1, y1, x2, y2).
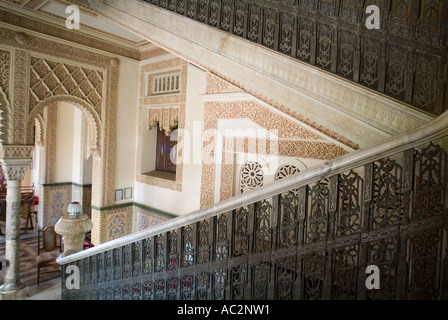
(0, 9, 141, 60)
(0, 144, 34, 160)
(148, 105, 180, 136)
(200, 86, 353, 208)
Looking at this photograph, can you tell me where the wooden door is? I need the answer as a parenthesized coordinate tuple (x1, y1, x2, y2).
(155, 125, 177, 173)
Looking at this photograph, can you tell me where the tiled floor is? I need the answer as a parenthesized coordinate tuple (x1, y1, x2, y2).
(27, 277, 61, 300)
(1, 218, 61, 300)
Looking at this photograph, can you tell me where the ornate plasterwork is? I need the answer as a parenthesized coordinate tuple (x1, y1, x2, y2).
(205, 73, 242, 94)
(218, 135, 347, 202)
(0, 9, 141, 60)
(0, 23, 120, 244)
(275, 164, 300, 181)
(200, 74, 352, 208)
(29, 56, 104, 118)
(28, 95, 102, 151)
(33, 117, 43, 147)
(148, 105, 179, 136)
(12, 49, 27, 145)
(0, 50, 11, 144)
(136, 54, 187, 192)
(0, 87, 11, 145)
(0, 144, 34, 160)
(43, 104, 57, 184)
(0, 145, 33, 181)
(1, 163, 29, 181)
(239, 161, 264, 194)
(0, 49, 10, 99)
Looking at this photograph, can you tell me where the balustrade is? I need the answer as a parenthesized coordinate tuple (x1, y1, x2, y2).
(142, 0, 448, 116)
(58, 111, 448, 300)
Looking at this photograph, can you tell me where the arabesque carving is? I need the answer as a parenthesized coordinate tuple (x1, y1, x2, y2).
(148, 106, 179, 136)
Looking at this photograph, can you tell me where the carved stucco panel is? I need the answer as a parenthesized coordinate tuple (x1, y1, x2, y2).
(12, 49, 27, 145)
(200, 94, 352, 208)
(0, 87, 11, 145)
(1, 162, 29, 181)
(135, 56, 187, 192)
(0, 49, 10, 99)
(0, 26, 119, 220)
(29, 56, 104, 119)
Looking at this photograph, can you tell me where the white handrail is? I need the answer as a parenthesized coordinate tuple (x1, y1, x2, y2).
(57, 110, 448, 265)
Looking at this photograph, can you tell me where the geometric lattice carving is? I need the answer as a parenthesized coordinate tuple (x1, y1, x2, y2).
(0, 50, 11, 144)
(239, 161, 263, 194)
(29, 57, 103, 116)
(275, 164, 300, 181)
(0, 50, 10, 98)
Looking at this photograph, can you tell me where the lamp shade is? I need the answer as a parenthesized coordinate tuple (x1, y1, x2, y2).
(67, 201, 82, 218)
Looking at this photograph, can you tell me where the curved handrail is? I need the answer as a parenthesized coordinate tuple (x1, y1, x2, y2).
(57, 110, 448, 265)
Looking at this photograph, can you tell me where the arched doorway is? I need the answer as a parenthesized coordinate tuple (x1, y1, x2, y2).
(27, 96, 102, 228)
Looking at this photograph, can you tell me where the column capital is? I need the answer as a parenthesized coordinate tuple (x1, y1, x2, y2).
(0, 145, 34, 181)
(1, 163, 29, 181)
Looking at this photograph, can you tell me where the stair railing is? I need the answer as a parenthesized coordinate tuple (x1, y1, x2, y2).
(57, 110, 448, 300)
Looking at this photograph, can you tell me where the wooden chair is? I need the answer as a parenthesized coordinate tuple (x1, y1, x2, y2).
(21, 194, 36, 232)
(36, 226, 62, 284)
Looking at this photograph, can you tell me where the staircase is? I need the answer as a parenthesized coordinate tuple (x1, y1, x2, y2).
(90, 0, 443, 148)
(57, 110, 448, 300)
(138, 0, 448, 117)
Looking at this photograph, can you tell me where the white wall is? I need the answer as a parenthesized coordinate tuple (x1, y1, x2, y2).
(52, 102, 93, 185)
(114, 57, 140, 196)
(55, 102, 75, 182)
(134, 63, 205, 215)
(140, 114, 157, 174)
(82, 115, 93, 184)
(71, 108, 83, 184)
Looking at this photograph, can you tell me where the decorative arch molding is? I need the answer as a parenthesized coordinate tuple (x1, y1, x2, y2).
(27, 95, 102, 154)
(34, 114, 44, 147)
(0, 25, 119, 244)
(0, 86, 12, 145)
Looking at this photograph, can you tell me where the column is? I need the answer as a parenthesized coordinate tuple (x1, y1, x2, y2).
(0, 146, 33, 300)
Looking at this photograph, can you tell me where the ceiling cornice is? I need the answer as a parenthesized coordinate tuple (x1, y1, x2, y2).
(0, 0, 150, 60)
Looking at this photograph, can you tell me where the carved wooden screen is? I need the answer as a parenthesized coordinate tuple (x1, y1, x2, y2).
(142, 0, 448, 116)
(61, 140, 448, 300)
